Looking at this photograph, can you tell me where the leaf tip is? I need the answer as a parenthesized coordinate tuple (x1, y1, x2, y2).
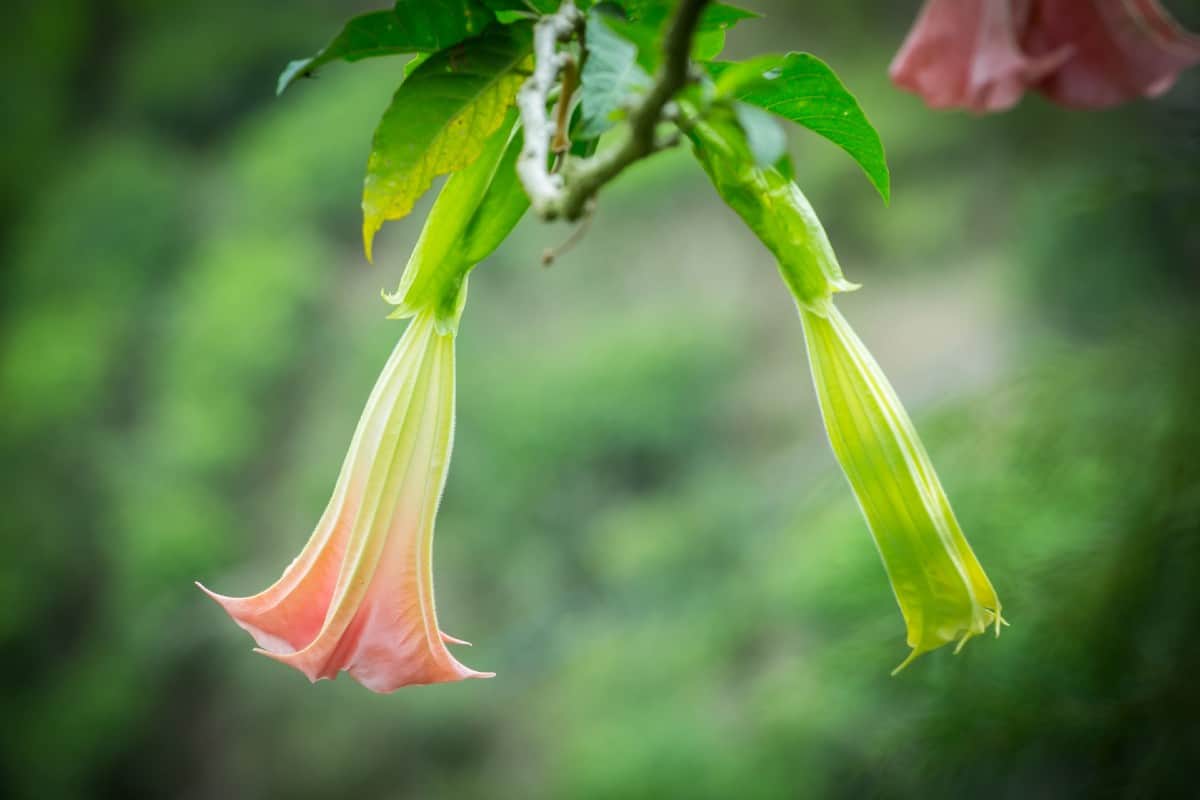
(276, 58, 313, 96)
(362, 217, 378, 263)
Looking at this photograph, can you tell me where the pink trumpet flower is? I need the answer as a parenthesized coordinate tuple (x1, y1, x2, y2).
(198, 311, 491, 692)
(890, 0, 1200, 112)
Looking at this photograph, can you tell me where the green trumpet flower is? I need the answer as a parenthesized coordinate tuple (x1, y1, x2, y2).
(689, 110, 1003, 671)
(801, 305, 1003, 671)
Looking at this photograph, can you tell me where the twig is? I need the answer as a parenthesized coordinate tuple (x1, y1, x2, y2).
(517, 0, 711, 222)
(550, 55, 578, 158)
(541, 203, 596, 266)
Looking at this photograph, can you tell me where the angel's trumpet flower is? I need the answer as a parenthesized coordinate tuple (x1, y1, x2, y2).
(688, 113, 1002, 670)
(889, 0, 1200, 112)
(801, 306, 1002, 672)
(199, 310, 490, 691)
(200, 113, 527, 692)
(887, 0, 1072, 113)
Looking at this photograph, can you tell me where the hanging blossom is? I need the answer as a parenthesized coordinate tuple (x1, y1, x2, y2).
(198, 311, 488, 690)
(800, 306, 1002, 671)
(688, 113, 1003, 670)
(890, 0, 1200, 112)
(200, 115, 527, 692)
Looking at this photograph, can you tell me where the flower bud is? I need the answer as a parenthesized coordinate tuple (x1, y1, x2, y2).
(801, 305, 1002, 671)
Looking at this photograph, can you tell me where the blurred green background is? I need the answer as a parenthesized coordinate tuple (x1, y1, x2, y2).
(3, 1, 1199, 797)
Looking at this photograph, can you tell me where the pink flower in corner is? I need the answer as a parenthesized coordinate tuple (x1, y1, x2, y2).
(888, 0, 1072, 112)
(1026, 0, 1200, 107)
(198, 311, 491, 692)
(890, 0, 1200, 112)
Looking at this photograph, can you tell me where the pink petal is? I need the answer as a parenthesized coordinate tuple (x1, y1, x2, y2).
(890, 0, 987, 109)
(1026, 0, 1200, 107)
(890, 0, 1071, 113)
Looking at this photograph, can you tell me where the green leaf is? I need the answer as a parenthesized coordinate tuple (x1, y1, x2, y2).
(458, 127, 530, 265)
(605, 2, 759, 72)
(732, 101, 787, 168)
(402, 52, 431, 80)
(707, 53, 890, 203)
(481, 0, 562, 14)
(577, 11, 651, 139)
(774, 151, 796, 181)
(692, 3, 759, 61)
(276, 0, 495, 95)
(362, 23, 533, 260)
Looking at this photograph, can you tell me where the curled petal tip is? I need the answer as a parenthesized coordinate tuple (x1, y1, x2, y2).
(891, 649, 923, 677)
(441, 632, 473, 646)
(196, 580, 233, 607)
(252, 648, 324, 684)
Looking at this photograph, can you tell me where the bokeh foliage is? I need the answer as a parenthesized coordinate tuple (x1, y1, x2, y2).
(1, 1, 1198, 797)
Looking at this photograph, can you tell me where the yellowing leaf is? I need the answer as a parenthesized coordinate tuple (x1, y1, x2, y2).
(276, 0, 496, 95)
(361, 23, 532, 260)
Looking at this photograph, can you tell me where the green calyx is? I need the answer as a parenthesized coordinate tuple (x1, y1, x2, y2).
(384, 109, 529, 334)
(687, 111, 858, 315)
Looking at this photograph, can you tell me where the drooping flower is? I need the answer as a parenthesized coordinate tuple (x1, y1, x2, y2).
(888, 0, 1071, 112)
(890, 0, 1200, 112)
(201, 109, 528, 692)
(199, 310, 491, 691)
(688, 113, 1002, 669)
(800, 305, 1003, 672)
(1027, 0, 1200, 107)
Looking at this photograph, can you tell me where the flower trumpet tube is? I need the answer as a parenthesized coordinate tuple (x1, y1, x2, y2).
(801, 306, 1002, 672)
(198, 310, 488, 691)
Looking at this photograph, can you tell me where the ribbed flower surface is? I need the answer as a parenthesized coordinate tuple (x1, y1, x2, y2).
(800, 305, 1003, 672)
(199, 311, 490, 692)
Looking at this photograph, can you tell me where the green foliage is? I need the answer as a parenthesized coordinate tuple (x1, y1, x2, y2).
(361, 21, 532, 259)
(457, 128, 531, 264)
(603, 1, 758, 71)
(690, 2, 759, 60)
(577, 10, 652, 139)
(708, 53, 891, 202)
(483, 0, 564, 14)
(732, 101, 787, 167)
(277, 0, 495, 94)
(385, 113, 522, 330)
